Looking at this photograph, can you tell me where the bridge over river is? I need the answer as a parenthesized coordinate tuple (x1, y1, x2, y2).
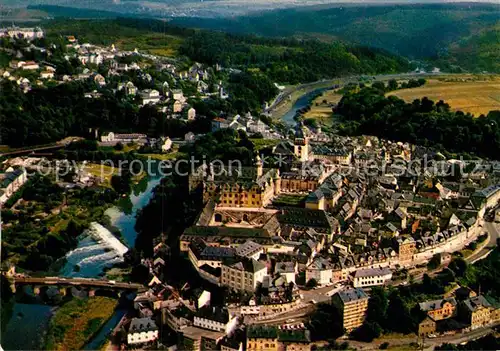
(10, 276, 146, 295)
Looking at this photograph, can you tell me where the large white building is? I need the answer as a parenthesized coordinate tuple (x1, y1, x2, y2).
(193, 306, 238, 335)
(0, 168, 28, 205)
(353, 267, 393, 288)
(127, 317, 159, 345)
(0, 27, 44, 41)
(221, 257, 267, 292)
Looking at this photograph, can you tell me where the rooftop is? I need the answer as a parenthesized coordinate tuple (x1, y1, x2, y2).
(419, 297, 457, 312)
(129, 317, 158, 333)
(336, 288, 369, 303)
(247, 325, 278, 339)
(184, 226, 270, 238)
(224, 257, 266, 273)
(354, 267, 392, 278)
(278, 329, 311, 343)
(196, 306, 231, 324)
(463, 295, 491, 312)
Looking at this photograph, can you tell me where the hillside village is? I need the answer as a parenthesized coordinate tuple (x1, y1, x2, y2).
(1, 25, 500, 351)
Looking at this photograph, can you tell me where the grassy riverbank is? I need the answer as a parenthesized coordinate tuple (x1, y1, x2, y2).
(45, 297, 118, 350)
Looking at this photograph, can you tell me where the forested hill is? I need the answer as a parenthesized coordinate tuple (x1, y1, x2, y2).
(178, 31, 411, 84)
(170, 3, 500, 73)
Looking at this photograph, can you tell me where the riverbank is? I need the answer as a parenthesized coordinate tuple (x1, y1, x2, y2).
(45, 296, 118, 351)
(272, 80, 342, 120)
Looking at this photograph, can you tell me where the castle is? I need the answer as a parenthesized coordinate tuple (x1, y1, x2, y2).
(189, 156, 281, 208)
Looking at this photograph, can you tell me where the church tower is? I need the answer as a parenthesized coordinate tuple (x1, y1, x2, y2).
(255, 154, 263, 178)
(293, 125, 309, 162)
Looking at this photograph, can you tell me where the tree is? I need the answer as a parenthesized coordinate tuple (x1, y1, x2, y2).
(427, 253, 441, 270)
(306, 278, 318, 288)
(350, 321, 382, 342)
(366, 287, 389, 327)
(387, 79, 398, 91)
(385, 290, 415, 333)
(448, 257, 468, 278)
(372, 81, 386, 92)
(308, 303, 344, 341)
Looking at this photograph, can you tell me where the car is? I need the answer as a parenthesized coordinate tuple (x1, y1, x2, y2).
(427, 334, 437, 338)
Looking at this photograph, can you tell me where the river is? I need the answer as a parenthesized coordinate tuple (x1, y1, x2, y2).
(281, 87, 331, 127)
(1, 170, 163, 351)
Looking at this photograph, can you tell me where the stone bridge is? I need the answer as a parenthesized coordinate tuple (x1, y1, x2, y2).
(11, 276, 146, 296)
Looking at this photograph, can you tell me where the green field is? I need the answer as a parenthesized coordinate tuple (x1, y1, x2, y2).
(45, 297, 117, 351)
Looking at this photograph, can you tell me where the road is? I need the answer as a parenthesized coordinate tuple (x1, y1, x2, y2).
(348, 324, 498, 350)
(469, 221, 500, 263)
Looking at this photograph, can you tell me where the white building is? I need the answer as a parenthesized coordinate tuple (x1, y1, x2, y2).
(100, 132, 147, 144)
(40, 71, 54, 79)
(221, 258, 267, 292)
(0, 168, 28, 205)
(117, 81, 137, 96)
(22, 61, 39, 70)
(127, 317, 159, 345)
(353, 267, 393, 288)
(173, 100, 183, 113)
(235, 240, 264, 261)
(139, 89, 161, 106)
(193, 306, 238, 335)
(0, 27, 44, 41)
(171, 89, 184, 101)
(196, 290, 211, 309)
(187, 107, 196, 121)
(274, 261, 297, 285)
(306, 257, 333, 286)
(160, 136, 173, 152)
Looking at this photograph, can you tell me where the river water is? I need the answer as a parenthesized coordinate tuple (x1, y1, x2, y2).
(1, 171, 163, 351)
(281, 87, 331, 127)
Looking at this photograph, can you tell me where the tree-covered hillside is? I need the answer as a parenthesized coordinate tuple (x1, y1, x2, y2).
(170, 3, 500, 72)
(179, 31, 411, 84)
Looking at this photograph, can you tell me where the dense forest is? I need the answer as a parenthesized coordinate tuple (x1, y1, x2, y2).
(334, 87, 500, 160)
(0, 80, 210, 147)
(171, 3, 500, 73)
(179, 31, 411, 84)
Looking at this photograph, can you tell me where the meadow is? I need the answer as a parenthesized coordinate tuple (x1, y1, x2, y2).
(388, 77, 500, 117)
(45, 297, 117, 351)
(303, 89, 343, 122)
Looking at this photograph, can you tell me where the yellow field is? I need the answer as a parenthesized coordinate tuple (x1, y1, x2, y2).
(388, 78, 500, 116)
(302, 89, 343, 126)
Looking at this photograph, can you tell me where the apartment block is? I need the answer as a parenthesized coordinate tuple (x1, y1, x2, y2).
(332, 288, 369, 332)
